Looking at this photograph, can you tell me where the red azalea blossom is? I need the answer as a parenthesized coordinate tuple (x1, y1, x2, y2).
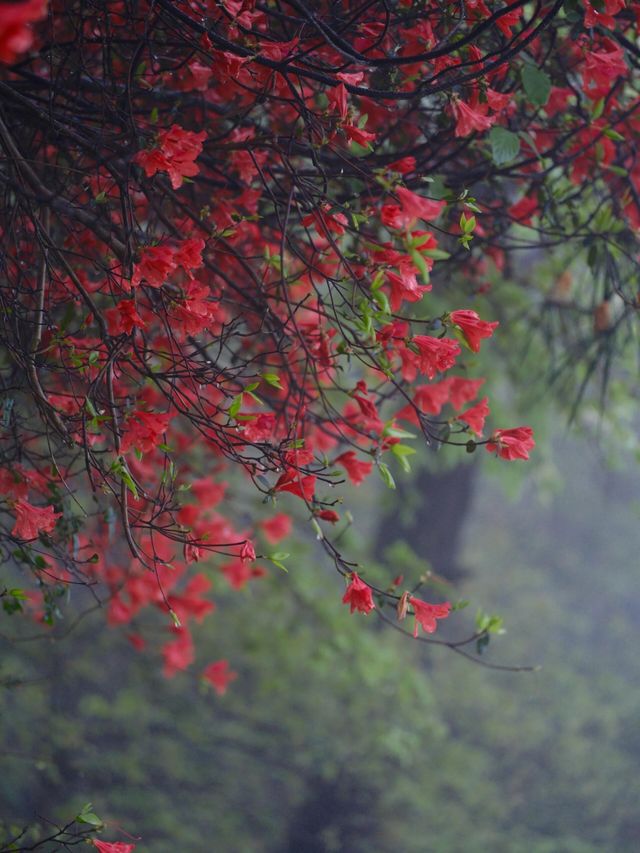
(12, 500, 61, 540)
(242, 412, 277, 443)
(0, 0, 47, 64)
(274, 469, 316, 501)
(486, 426, 536, 461)
(131, 244, 177, 289)
(173, 237, 206, 274)
(105, 299, 146, 335)
(449, 310, 499, 353)
(135, 124, 207, 189)
(408, 596, 451, 637)
(396, 187, 446, 224)
(509, 196, 539, 225)
(342, 571, 375, 614)
(451, 99, 495, 137)
(315, 509, 340, 523)
(221, 559, 266, 590)
(412, 336, 461, 379)
(120, 411, 172, 455)
(92, 841, 136, 853)
(447, 377, 485, 410)
(343, 123, 377, 147)
(259, 513, 292, 543)
(162, 628, 195, 678)
(457, 397, 490, 436)
(202, 660, 238, 695)
(327, 82, 348, 119)
(335, 451, 373, 485)
(386, 267, 431, 312)
(240, 539, 256, 561)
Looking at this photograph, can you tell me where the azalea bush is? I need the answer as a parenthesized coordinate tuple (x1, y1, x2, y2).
(1, 0, 639, 705)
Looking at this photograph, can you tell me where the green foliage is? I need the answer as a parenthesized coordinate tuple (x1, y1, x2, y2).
(489, 127, 521, 165)
(521, 63, 551, 107)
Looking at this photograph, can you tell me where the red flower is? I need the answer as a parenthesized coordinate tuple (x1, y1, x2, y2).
(131, 245, 177, 289)
(92, 841, 136, 853)
(447, 377, 485, 410)
(342, 572, 375, 614)
(274, 469, 316, 501)
(386, 267, 431, 312)
(582, 39, 627, 100)
(12, 500, 61, 540)
(449, 309, 499, 353)
(202, 660, 238, 695)
(396, 188, 446, 224)
(387, 156, 416, 174)
(221, 558, 266, 589)
(240, 539, 256, 561)
(509, 195, 538, 225)
(451, 99, 495, 137)
(486, 88, 512, 112)
(120, 411, 172, 455)
(0, 0, 47, 64)
(259, 513, 292, 544)
(171, 280, 218, 335)
(315, 509, 340, 523)
(173, 237, 205, 274)
(486, 426, 535, 461)
(408, 596, 451, 637)
(105, 300, 145, 335)
(327, 82, 348, 120)
(134, 124, 207, 189)
(457, 397, 490, 436)
(162, 627, 194, 678)
(168, 574, 215, 625)
(343, 124, 376, 147)
(381, 187, 445, 231)
(412, 336, 460, 379)
(242, 413, 277, 443)
(335, 451, 373, 485)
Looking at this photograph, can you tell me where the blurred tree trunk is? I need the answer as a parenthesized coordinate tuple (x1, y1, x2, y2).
(376, 461, 478, 583)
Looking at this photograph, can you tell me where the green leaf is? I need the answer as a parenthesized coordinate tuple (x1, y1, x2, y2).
(489, 127, 521, 166)
(377, 462, 396, 490)
(382, 425, 417, 440)
(391, 444, 417, 457)
(409, 248, 431, 284)
(422, 247, 451, 261)
(372, 288, 391, 314)
(269, 552, 290, 561)
(521, 63, 551, 107)
(459, 213, 476, 234)
(391, 444, 416, 473)
(111, 459, 139, 499)
(267, 553, 289, 572)
(228, 395, 243, 419)
(261, 373, 283, 389)
(76, 803, 103, 827)
(603, 127, 624, 142)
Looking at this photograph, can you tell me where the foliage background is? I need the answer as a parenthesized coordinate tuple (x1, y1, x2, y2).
(2, 431, 639, 853)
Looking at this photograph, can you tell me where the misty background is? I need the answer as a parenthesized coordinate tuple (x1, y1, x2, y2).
(2, 429, 639, 852)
